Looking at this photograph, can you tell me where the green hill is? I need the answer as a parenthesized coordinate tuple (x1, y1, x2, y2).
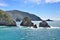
(0, 10, 16, 26)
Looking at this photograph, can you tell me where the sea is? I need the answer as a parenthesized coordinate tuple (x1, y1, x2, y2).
(0, 21, 60, 40)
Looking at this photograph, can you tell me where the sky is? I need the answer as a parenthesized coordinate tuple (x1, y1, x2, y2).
(0, 0, 60, 20)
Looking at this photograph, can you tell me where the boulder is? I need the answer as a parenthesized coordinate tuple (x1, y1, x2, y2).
(33, 24, 37, 28)
(39, 21, 50, 27)
(20, 17, 33, 26)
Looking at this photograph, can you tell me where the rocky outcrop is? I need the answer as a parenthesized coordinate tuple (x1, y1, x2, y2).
(0, 10, 16, 26)
(46, 19, 53, 21)
(20, 17, 37, 28)
(33, 24, 37, 28)
(39, 21, 50, 27)
(20, 17, 33, 26)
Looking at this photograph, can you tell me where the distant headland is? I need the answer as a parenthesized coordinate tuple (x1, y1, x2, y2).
(6, 10, 42, 21)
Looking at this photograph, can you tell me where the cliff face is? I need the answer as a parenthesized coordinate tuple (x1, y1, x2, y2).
(0, 10, 16, 26)
(6, 10, 42, 21)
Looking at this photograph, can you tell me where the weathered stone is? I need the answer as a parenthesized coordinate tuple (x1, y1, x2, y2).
(20, 17, 33, 26)
(33, 24, 37, 28)
(39, 21, 50, 27)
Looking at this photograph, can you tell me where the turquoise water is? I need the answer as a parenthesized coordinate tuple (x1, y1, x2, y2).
(0, 21, 60, 40)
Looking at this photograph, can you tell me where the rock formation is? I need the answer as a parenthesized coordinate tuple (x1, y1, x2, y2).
(39, 21, 50, 27)
(33, 24, 37, 28)
(46, 19, 53, 21)
(20, 17, 33, 26)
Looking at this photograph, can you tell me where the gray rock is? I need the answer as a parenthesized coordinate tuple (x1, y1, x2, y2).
(33, 24, 37, 28)
(39, 21, 50, 27)
(20, 17, 33, 26)
(46, 19, 53, 21)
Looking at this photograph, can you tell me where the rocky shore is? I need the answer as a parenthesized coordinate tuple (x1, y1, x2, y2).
(20, 17, 50, 28)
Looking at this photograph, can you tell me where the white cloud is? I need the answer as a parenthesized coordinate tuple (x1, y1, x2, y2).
(24, 0, 41, 5)
(0, 3, 8, 7)
(45, 0, 60, 3)
(9, 0, 60, 6)
(0, 0, 8, 7)
(24, 0, 60, 4)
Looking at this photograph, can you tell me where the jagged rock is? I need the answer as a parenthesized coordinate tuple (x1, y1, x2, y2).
(33, 24, 37, 28)
(39, 21, 50, 27)
(20, 17, 33, 26)
(0, 10, 16, 26)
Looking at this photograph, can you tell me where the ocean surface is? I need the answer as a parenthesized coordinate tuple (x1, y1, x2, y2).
(0, 21, 60, 40)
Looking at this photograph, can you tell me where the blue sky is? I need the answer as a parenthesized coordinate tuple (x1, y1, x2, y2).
(0, 0, 60, 20)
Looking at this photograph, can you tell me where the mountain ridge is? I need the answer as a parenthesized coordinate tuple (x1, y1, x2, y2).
(6, 10, 42, 21)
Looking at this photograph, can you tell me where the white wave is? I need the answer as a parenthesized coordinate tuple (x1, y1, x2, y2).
(16, 22, 60, 29)
(17, 26, 60, 29)
(50, 26, 60, 29)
